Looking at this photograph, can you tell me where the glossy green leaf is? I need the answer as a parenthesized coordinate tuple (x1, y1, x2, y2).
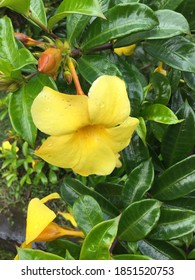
(0, 0, 30, 15)
(149, 72, 171, 105)
(77, 55, 122, 84)
(118, 199, 161, 241)
(61, 178, 119, 217)
(138, 240, 185, 260)
(80, 217, 119, 260)
(30, 0, 47, 27)
(122, 159, 154, 206)
(46, 239, 81, 259)
(17, 247, 64, 260)
(48, 0, 105, 29)
(146, 0, 185, 10)
(149, 207, 195, 240)
(109, 0, 139, 8)
(152, 155, 195, 200)
(81, 3, 158, 50)
(122, 133, 150, 173)
(165, 197, 195, 212)
(113, 254, 152, 260)
(183, 72, 195, 91)
(95, 183, 124, 210)
(9, 74, 56, 146)
(161, 102, 195, 167)
(115, 9, 190, 46)
(142, 104, 183, 124)
(144, 36, 195, 73)
(73, 195, 104, 235)
(177, 0, 195, 31)
(136, 117, 147, 145)
(188, 249, 195, 259)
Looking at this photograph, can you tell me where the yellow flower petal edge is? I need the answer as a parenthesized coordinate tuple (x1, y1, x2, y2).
(88, 75, 130, 127)
(58, 212, 78, 227)
(31, 86, 89, 136)
(41, 192, 60, 203)
(114, 44, 136, 56)
(25, 198, 56, 245)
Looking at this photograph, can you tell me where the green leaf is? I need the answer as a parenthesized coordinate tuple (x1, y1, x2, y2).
(146, 0, 185, 10)
(61, 178, 120, 217)
(48, 0, 105, 29)
(144, 36, 195, 73)
(136, 117, 147, 145)
(9, 74, 57, 146)
(113, 254, 152, 260)
(165, 197, 195, 212)
(142, 104, 183, 124)
(115, 9, 190, 46)
(77, 55, 122, 84)
(149, 72, 171, 105)
(122, 133, 150, 173)
(161, 102, 195, 167)
(152, 155, 195, 200)
(149, 207, 195, 240)
(73, 195, 104, 235)
(30, 0, 47, 27)
(183, 72, 195, 91)
(0, 0, 30, 15)
(80, 217, 119, 260)
(138, 240, 185, 260)
(122, 159, 154, 206)
(17, 247, 64, 260)
(81, 3, 158, 50)
(46, 239, 81, 259)
(118, 199, 161, 241)
(177, 0, 195, 31)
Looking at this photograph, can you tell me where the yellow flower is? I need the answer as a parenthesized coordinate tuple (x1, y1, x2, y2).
(0, 140, 19, 152)
(114, 44, 136, 56)
(31, 75, 139, 176)
(154, 62, 167, 76)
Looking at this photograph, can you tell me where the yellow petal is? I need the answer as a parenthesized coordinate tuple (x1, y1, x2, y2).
(114, 44, 136, 56)
(31, 86, 89, 135)
(41, 192, 61, 203)
(106, 117, 139, 153)
(72, 125, 117, 176)
(25, 198, 56, 245)
(88, 75, 130, 127)
(34, 134, 79, 169)
(58, 212, 78, 227)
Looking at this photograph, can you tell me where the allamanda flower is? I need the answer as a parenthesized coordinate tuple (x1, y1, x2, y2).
(15, 193, 84, 259)
(31, 75, 139, 176)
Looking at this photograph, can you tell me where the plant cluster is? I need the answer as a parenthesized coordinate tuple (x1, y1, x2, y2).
(0, 0, 195, 260)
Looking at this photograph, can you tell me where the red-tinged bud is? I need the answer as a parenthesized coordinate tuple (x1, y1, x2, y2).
(64, 70, 72, 84)
(14, 32, 42, 47)
(38, 48, 62, 79)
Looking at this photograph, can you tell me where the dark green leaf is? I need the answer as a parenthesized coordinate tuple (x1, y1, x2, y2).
(61, 178, 120, 217)
(142, 104, 183, 124)
(147, 0, 185, 10)
(48, 0, 105, 29)
(46, 239, 81, 259)
(161, 102, 195, 167)
(138, 240, 185, 260)
(122, 159, 154, 206)
(118, 199, 161, 241)
(149, 207, 195, 240)
(152, 155, 195, 200)
(9, 74, 57, 146)
(0, 0, 30, 15)
(177, 0, 195, 31)
(113, 254, 151, 260)
(17, 247, 64, 260)
(183, 72, 195, 91)
(121, 133, 150, 173)
(188, 249, 195, 259)
(165, 197, 195, 211)
(80, 217, 119, 260)
(136, 117, 147, 145)
(77, 55, 122, 84)
(73, 195, 104, 235)
(81, 3, 158, 50)
(144, 36, 195, 73)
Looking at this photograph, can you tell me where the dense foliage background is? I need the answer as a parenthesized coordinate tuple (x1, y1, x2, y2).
(0, 0, 195, 260)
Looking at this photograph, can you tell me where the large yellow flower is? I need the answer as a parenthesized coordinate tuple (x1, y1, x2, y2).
(31, 75, 139, 176)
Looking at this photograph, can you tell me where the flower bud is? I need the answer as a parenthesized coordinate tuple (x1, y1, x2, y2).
(38, 48, 62, 79)
(64, 70, 72, 84)
(14, 32, 42, 47)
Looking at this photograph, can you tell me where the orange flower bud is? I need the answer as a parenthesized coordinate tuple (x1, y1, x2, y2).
(14, 32, 42, 47)
(38, 48, 62, 79)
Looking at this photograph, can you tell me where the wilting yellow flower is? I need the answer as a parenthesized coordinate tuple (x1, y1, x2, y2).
(31, 75, 139, 176)
(154, 62, 167, 76)
(114, 44, 136, 56)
